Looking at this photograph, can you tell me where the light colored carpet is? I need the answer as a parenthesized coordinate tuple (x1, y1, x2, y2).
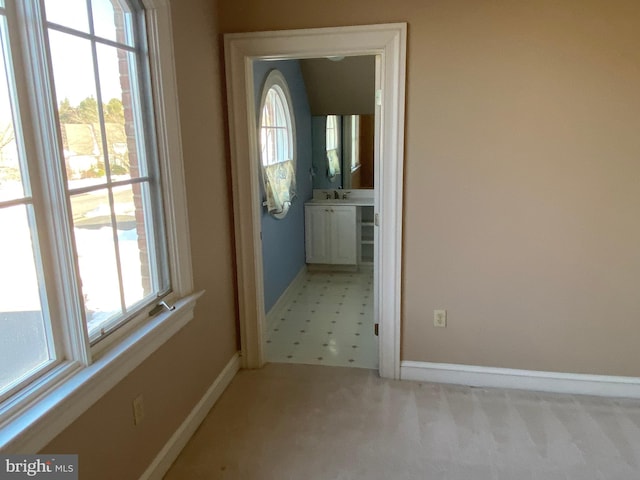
(164, 364, 640, 479)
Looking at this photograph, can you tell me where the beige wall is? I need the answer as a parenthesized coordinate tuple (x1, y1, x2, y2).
(218, 0, 640, 376)
(300, 56, 376, 115)
(33, 2, 640, 476)
(42, 1, 238, 478)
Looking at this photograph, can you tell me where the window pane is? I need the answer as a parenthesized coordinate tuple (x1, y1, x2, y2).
(277, 128, 286, 162)
(266, 91, 276, 124)
(96, 44, 146, 179)
(260, 105, 269, 128)
(114, 183, 153, 308)
(71, 190, 122, 334)
(0, 16, 23, 202)
(261, 127, 276, 166)
(260, 86, 292, 165)
(326, 115, 337, 151)
(91, 0, 135, 47)
(43, 0, 90, 33)
(0, 206, 51, 394)
(48, 30, 106, 187)
(273, 91, 286, 127)
(43, 1, 169, 342)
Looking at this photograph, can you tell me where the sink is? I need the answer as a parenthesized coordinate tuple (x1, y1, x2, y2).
(307, 198, 348, 204)
(307, 189, 375, 206)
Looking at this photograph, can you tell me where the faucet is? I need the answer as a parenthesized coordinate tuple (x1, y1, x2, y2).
(334, 190, 340, 199)
(325, 191, 332, 199)
(342, 191, 350, 200)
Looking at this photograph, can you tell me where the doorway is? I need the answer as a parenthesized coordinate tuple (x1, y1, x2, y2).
(254, 56, 376, 369)
(224, 23, 406, 379)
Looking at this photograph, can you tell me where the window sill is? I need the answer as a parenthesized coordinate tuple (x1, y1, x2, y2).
(0, 290, 204, 453)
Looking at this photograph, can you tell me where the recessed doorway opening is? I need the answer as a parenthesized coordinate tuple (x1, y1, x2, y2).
(224, 23, 406, 379)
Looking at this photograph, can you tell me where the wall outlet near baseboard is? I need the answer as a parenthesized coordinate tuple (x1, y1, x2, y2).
(433, 309, 447, 328)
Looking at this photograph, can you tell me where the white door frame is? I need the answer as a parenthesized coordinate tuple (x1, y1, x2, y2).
(224, 23, 406, 379)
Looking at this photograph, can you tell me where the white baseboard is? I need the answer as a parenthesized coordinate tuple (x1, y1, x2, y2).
(140, 352, 241, 480)
(266, 266, 307, 331)
(400, 361, 640, 399)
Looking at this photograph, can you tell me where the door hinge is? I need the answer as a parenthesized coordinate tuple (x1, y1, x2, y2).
(375, 89, 382, 106)
(374, 213, 380, 226)
(374, 323, 379, 336)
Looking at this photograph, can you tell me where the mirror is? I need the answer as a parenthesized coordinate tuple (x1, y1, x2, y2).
(311, 114, 374, 189)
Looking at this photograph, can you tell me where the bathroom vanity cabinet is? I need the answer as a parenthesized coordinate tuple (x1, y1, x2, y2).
(304, 205, 357, 265)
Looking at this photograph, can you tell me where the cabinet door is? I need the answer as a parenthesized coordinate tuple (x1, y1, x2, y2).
(305, 206, 330, 263)
(330, 206, 357, 265)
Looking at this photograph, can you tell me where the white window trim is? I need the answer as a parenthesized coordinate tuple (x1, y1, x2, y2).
(0, 0, 197, 453)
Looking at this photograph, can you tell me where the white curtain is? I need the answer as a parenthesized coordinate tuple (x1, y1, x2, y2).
(327, 149, 340, 179)
(263, 159, 296, 216)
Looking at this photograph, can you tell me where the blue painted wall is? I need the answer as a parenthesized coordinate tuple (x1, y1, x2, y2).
(253, 60, 313, 312)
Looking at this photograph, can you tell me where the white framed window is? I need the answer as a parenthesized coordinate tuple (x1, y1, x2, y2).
(0, 0, 194, 449)
(325, 114, 340, 180)
(258, 69, 296, 219)
(41, 0, 170, 343)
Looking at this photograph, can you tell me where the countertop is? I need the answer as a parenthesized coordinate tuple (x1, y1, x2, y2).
(305, 198, 374, 207)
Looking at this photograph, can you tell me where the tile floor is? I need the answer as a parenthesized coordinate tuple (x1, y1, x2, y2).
(265, 269, 377, 369)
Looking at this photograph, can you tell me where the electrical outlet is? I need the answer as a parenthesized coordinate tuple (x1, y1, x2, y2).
(433, 309, 447, 328)
(133, 394, 145, 425)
